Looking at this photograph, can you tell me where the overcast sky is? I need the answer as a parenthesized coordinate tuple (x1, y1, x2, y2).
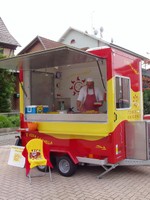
(1, 0, 150, 57)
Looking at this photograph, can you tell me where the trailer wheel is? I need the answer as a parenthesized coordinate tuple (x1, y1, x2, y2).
(57, 155, 77, 177)
(37, 165, 49, 172)
(15, 136, 22, 146)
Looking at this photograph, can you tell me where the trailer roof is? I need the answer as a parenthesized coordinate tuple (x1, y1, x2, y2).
(108, 43, 148, 61)
(0, 45, 102, 71)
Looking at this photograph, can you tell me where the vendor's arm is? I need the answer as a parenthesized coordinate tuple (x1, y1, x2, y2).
(76, 87, 85, 111)
(96, 88, 104, 105)
(77, 100, 82, 111)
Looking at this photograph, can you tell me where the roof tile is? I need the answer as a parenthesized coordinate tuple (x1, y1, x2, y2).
(0, 17, 20, 46)
(18, 35, 64, 54)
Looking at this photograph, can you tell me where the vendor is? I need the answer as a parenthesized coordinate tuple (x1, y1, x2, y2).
(77, 78, 103, 112)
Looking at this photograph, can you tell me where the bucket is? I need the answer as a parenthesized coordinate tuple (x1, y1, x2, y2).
(27, 122, 38, 131)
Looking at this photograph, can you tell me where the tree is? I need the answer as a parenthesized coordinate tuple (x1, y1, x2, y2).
(0, 51, 15, 112)
(143, 89, 150, 114)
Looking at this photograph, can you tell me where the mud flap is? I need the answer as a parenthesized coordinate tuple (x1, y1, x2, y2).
(15, 136, 22, 146)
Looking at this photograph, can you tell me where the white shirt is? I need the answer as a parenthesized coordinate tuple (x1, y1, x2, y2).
(77, 86, 103, 102)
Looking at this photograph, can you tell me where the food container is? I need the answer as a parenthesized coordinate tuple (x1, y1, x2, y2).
(37, 105, 43, 113)
(27, 122, 38, 131)
(43, 105, 49, 113)
(25, 106, 37, 114)
(37, 105, 49, 113)
(93, 102, 102, 107)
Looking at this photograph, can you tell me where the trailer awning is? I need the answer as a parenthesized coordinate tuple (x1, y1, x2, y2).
(0, 46, 102, 71)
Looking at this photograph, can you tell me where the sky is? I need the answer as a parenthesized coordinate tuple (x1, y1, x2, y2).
(1, 0, 150, 57)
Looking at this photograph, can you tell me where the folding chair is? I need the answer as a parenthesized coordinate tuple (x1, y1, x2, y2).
(22, 138, 53, 184)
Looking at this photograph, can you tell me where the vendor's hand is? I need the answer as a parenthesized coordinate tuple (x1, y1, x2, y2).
(80, 107, 86, 113)
(77, 105, 85, 112)
(93, 102, 103, 107)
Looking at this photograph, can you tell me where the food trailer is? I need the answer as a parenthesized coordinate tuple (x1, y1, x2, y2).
(0, 44, 150, 178)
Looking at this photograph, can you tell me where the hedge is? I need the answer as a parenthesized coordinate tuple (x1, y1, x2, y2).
(0, 115, 20, 128)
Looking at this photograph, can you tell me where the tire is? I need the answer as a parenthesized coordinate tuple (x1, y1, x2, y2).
(57, 155, 77, 177)
(37, 154, 56, 172)
(37, 165, 49, 172)
(15, 137, 22, 146)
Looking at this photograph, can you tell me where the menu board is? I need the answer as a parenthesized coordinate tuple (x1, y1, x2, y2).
(8, 146, 25, 168)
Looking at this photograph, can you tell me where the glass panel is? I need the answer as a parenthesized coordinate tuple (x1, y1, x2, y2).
(116, 77, 130, 109)
(30, 71, 54, 111)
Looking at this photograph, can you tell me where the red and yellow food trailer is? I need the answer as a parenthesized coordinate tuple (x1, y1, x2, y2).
(0, 44, 150, 178)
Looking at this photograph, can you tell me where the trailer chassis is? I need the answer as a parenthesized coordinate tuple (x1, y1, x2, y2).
(77, 157, 150, 179)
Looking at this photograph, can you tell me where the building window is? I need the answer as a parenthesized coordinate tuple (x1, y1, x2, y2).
(70, 39, 76, 44)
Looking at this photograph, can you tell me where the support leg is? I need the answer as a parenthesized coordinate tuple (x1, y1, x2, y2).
(27, 173, 32, 184)
(97, 164, 118, 179)
(49, 166, 52, 181)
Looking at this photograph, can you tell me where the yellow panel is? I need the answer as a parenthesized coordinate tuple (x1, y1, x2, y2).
(38, 121, 111, 140)
(19, 83, 24, 114)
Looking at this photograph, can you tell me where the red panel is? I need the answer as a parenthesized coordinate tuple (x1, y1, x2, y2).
(88, 48, 112, 81)
(113, 50, 141, 92)
(20, 121, 126, 164)
(19, 66, 23, 82)
(89, 48, 141, 92)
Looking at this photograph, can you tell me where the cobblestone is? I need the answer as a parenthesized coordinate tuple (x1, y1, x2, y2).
(0, 132, 150, 199)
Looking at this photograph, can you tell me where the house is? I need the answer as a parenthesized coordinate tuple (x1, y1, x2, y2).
(58, 27, 109, 50)
(0, 17, 21, 111)
(0, 17, 20, 57)
(58, 27, 150, 91)
(18, 35, 64, 55)
(15, 36, 64, 111)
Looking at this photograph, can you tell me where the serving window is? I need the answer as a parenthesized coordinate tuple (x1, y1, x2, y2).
(22, 46, 107, 122)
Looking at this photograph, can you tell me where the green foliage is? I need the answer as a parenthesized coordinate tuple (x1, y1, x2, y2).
(0, 54, 5, 59)
(143, 90, 150, 114)
(0, 51, 6, 59)
(0, 115, 12, 128)
(0, 115, 20, 128)
(8, 115, 20, 127)
(0, 68, 15, 112)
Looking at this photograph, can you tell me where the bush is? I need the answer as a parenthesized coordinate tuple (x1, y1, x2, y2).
(143, 90, 150, 114)
(8, 115, 20, 127)
(0, 69, 15, 112)
(0, 114, 20, 128)
(0, 115, 12, 128)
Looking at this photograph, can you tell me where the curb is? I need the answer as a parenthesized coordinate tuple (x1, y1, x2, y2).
(0, 128, 18, 134)
(0, 128, 17, 133)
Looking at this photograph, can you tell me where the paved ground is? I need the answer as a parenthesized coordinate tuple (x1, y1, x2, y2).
(0, 131, 19, 146)
(0, 132, 150, 200)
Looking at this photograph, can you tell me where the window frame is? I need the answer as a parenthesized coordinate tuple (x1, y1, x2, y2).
(115, 75, 131, 110)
